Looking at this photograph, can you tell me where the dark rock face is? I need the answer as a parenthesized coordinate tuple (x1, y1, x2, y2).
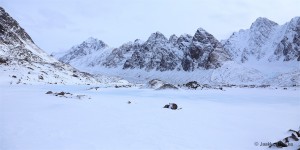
(190, 29, 215, 60)
(121, 32, 181, 71)
(103, 29, 230, 72)
(0, 7, 33, 44)
(182, 28, 231, 70)
(104, 40, 142, 68)
(274, 18, 300, 61)
(123, 50, 146, 69)
(0, 7, 46, 62)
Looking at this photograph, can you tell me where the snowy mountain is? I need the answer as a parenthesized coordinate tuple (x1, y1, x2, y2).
(115, 32, 182, 71)
(55, 31, 263, 85)
(0, 7, 99, 85)
(58, 28, 230, 72)
(222, 17, 300, 86)
(223, 17, 300, 62)
(56, 37, 112, 68)
(55, 17, 300, 86)
(111, 28, 230, 71)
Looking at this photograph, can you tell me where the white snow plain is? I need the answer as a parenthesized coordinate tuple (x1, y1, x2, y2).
(0, 85, 299, 150)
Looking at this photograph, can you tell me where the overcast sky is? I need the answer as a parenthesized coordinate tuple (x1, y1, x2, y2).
(1, 0, 299, 53)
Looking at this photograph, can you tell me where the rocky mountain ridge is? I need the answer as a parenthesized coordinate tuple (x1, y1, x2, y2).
(58, 28, 231, 72)
(0, 7, 99, 85)
(55, 16, 299, 86)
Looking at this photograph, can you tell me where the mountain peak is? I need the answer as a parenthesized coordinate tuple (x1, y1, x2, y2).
(82, 37, 108, 48)
(84, 37, 98, 43)
(250, 17, 278, 30)
(169, 34, 178, 40)
(134, 39, 143, 44)
(224, 16, 300, 63)
(196, 27, 207, 33)
(169, 34, 178, 44)
(192, 27, 215, 43)
(291, 16, 300, 22)
(0, 7, 4, 13)
(147, 31, 168, 42)
(194, 28, 211, 38)
(288, 16, 300, 26)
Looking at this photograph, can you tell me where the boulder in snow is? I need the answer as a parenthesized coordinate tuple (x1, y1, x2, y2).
(45, 91, 53, 94)
(183, 81, 201, 89)
(157, 84, 178, 90)
(147, 79, 165, 89)
(163, 103, 178, 110)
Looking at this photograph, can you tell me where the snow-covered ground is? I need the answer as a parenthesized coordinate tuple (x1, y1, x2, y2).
(70, 60, 300, 87)
(1, 84, 299, 150)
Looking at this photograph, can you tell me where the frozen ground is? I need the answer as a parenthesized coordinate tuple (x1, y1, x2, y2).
(0, 85, 299, 150)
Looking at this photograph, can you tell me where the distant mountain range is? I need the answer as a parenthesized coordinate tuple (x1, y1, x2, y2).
(55, 28, 231, 72)
(54, 16, 299, 86)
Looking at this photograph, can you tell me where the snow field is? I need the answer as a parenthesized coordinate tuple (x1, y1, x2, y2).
(0, 85, 299, 150)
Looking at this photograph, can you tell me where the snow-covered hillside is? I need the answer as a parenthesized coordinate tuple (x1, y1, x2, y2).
(0, 7, 101, 85)
(0, 58, 100, 85)
(0, 7, 56, 63)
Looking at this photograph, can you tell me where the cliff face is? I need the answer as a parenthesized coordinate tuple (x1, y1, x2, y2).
(61, 28, 230, 72)
(0, 7, 57, 63)
(0, 7, 99, 85)
(181, 28, 230, 71)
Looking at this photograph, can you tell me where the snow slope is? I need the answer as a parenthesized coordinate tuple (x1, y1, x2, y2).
(0, 58, 100, 85)
(0, 7, 56, 63)
(67, 60, 299, 86)
(0, 7, 103, 85)
(221, 17, 300, 86)
(0, 85, 299, 150)
(223, 17, 300, 62)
